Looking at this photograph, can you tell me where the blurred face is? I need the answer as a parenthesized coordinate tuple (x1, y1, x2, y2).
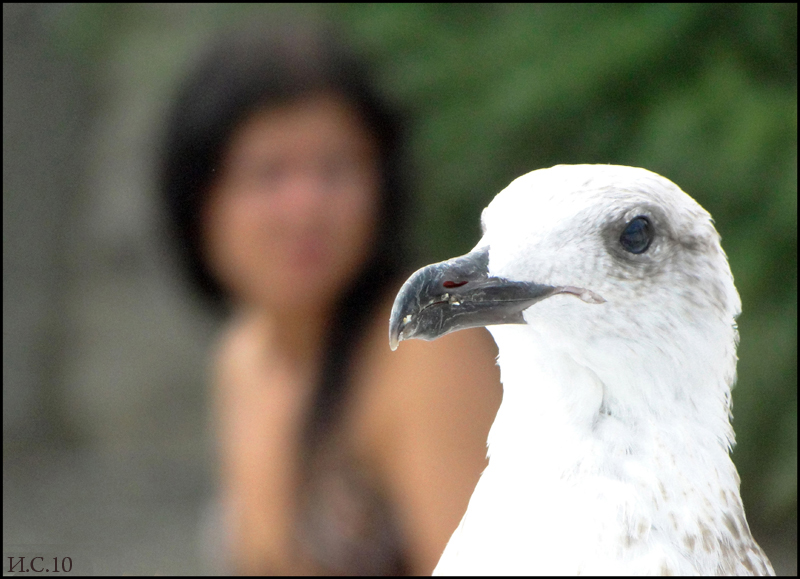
(203, 93, 380, 314)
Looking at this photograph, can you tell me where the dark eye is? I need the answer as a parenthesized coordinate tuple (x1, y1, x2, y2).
(620, 216, 653, 254)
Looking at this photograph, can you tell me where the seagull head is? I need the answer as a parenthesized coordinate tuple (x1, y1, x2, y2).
(390, 164, 741, 430)
(391, 164, 775, 576)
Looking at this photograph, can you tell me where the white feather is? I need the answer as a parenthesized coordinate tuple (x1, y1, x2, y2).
(434, 165, 773, 576)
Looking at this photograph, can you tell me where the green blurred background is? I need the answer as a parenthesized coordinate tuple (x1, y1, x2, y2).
(4, 3, 795, 574)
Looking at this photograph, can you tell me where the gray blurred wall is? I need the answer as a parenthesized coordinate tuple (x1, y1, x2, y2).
(4, 5, 220, 574)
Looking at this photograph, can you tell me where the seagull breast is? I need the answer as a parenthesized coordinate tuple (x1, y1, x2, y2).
(389, 164, 774, 575)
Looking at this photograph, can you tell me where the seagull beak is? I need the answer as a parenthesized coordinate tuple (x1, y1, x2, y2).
(389, 246, 560, 350)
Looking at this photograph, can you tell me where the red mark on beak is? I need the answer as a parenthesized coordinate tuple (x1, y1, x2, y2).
(443, 280, 468, 288)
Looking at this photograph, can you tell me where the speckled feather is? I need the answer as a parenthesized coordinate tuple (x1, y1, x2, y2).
(433, 165, 774, 576)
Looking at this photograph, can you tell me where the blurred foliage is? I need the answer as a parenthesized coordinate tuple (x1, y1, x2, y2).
(333, 3, 798, 533)
(48, 2, 795, 534)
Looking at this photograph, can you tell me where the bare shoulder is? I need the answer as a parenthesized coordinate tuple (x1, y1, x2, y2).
(347, 289, 503, 573)
(348, 290, 503, 468)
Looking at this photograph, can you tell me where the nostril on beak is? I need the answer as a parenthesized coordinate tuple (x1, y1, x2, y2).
(443, 280, 468, 289)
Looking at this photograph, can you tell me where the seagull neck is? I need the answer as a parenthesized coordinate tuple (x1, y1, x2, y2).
(486, 325, 737, 488)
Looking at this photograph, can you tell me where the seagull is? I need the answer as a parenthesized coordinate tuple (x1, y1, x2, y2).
(389, 165, 774, 575)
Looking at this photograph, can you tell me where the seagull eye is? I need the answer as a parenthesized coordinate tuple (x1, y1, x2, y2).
(620, 216, 653, 254)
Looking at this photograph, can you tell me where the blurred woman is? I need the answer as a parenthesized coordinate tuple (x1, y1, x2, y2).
(160, 21, 502, 575)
